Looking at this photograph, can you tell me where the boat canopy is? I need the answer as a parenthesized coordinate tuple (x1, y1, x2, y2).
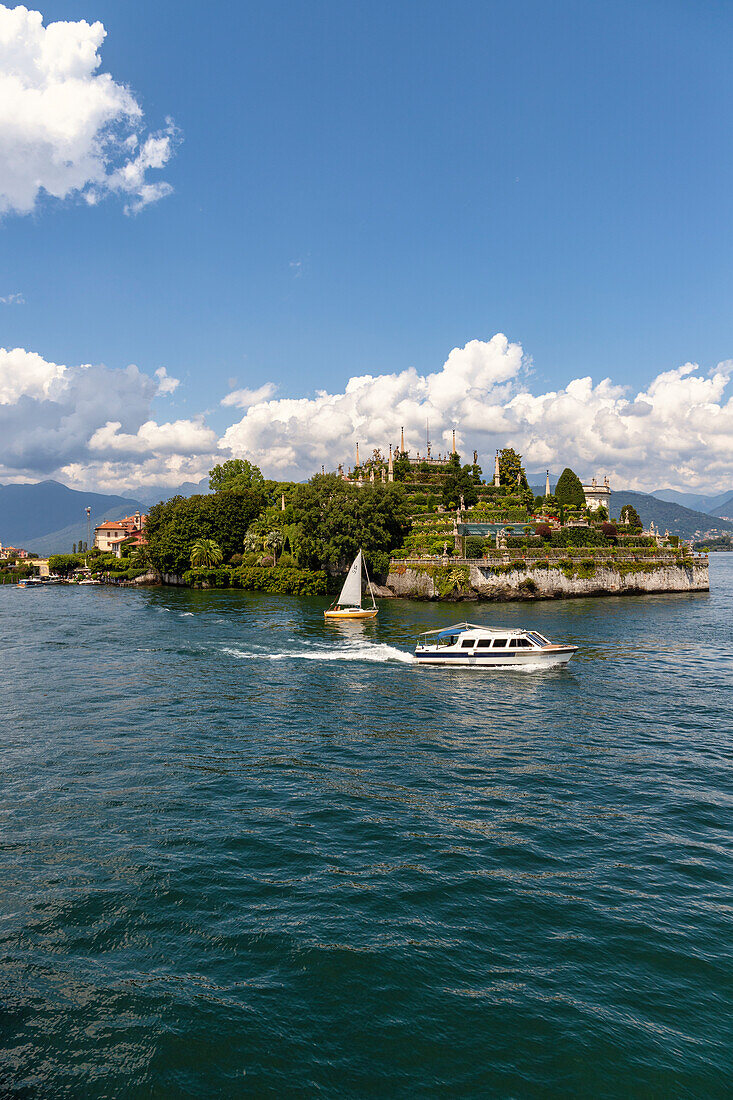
(418, 622, 530, 641)
(416, 622, 481, 640)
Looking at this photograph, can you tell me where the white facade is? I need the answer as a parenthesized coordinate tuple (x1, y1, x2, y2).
(582, 476, 611, 511)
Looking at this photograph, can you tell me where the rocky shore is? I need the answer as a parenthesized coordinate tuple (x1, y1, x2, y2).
(377, 552, 709, 601)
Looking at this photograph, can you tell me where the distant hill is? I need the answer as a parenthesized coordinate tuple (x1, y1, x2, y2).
(610, 490, 733, 539)
(650, 487, 733, 513)
(709, 494, 733, 520)
(0, 481, 146, 554)
(127, 477, 209, 507)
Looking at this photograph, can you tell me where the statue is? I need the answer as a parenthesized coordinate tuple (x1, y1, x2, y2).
(442, 541, 448, 557)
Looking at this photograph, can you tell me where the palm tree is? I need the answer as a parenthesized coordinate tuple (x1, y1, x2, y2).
(190, 538, 223, 569)
(263, 530, 283, 564)
(243, 531, 260, 554)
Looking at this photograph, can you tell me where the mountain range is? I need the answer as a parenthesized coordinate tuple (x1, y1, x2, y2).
(2, 477, 732, 555)
(0, 479, 208, 555)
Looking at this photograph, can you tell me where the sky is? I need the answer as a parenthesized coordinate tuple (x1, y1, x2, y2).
(1, 0, 732, 493)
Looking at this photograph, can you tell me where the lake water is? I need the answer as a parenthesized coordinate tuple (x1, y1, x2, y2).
(1, 559, 732, 1097)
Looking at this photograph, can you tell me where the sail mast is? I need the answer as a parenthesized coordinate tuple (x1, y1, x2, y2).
(362, 553, 376, 609)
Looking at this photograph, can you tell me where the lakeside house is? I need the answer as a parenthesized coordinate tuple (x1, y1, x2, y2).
(94, 511, 148, 558)
(0, 542, 29, 559)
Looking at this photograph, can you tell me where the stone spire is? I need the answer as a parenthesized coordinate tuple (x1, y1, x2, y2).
(545, 470, 550, 497)
(400, 426, 405, 452)
(356, 442, 360, 467)
(494, 450, 501, 487)
(388, 443, 394, 482)
(452, 429, 456, 454)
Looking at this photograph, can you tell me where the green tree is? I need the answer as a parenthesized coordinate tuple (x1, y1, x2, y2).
(392, 451, 412, 481)
(209, 458, 265, 493)
(263, 529, 283, 564)
(292, 475, 410, 573)
(620, 504, 642, 531)
(190, 538, 224, 568)
(555, 468, 586, 507)
(465, 535, 485, 559)
(147, 490, 265, 575)
(48, 553, 82, 576)
(498, 448, 529, 491)
(441, 453, 478, 509)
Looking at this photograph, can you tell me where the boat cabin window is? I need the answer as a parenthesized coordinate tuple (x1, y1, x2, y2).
(460, 639, 475, 648)
(513, 638, 532, 648)
(492, 638, 508, 648)
(475, 639, 493, 648)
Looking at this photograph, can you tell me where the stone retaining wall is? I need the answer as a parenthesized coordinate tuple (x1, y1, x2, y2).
(382, 559, 709, 601)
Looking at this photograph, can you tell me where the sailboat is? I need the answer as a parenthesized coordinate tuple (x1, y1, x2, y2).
(324, 549, 378, 620)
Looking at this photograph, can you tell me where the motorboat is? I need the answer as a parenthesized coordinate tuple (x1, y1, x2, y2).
(414, 622, 577, 667)
(78, 577, 102, 585)
(16, 577, 45, 589)
(324, 549, 378, 620)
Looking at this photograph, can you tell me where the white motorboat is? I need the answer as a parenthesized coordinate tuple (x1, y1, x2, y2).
(414, 622, 577, 668)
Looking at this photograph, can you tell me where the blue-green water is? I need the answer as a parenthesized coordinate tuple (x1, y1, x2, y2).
(2, 561, 732, 1097)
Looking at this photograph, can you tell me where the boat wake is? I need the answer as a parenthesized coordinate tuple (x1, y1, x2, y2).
(222, 642, 414, 664)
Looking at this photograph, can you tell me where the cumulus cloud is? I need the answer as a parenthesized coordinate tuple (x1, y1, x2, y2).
(3, 336, 733, 494)
(221, 382, 277, 408)
(155, 366, 179, 395)
(0, 291, 24, 304)
(220, 336, 733, 492)
(0, 346, 216, 490)
(0, 3, 178, 217)
(88, 418, 216, 456)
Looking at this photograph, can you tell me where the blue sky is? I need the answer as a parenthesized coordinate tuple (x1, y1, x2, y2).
(1, 0, 732, 491)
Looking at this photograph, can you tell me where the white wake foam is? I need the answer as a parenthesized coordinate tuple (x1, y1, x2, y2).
(222, 642, 414, 664)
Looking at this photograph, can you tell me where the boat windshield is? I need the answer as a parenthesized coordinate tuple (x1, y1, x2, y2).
(527, 632, 548, 647)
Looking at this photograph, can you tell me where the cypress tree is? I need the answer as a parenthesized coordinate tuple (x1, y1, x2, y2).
(555, 468, 586, 507)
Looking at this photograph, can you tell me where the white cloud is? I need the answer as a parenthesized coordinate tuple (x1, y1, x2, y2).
(3, 337, 733, 494)
(221, 382, 277, 408)
(220, 336, 733, 493)
(0, 345, 67, 403)
(0, 291, 24, 304)
(0, 346, 216, 490)
(155, 366, 180, 395)
(89, 418, 216, 456)
(0, 3, 178, 217)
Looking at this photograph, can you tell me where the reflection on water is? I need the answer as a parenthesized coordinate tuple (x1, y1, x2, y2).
(0, 558, 731, 1096)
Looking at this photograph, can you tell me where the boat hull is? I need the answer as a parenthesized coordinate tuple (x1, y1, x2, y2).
(324, 608, 378, 620)
(414, 646, 576, 668)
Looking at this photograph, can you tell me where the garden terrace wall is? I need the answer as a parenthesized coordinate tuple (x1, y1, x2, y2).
(383, 553, 709, 601)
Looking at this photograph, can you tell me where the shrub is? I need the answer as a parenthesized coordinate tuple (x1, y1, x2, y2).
(535, 523, 552, 541)
(601, 522, 618, 543)
(555, 468, 586, 507)
(465, 536, 485, 559)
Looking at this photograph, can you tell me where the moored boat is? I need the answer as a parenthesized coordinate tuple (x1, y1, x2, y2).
(324, 549, 378, 620)
(415, 622, 577, 668)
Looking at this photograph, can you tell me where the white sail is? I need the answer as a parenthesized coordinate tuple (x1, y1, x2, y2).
(338, 551, 363, 607)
